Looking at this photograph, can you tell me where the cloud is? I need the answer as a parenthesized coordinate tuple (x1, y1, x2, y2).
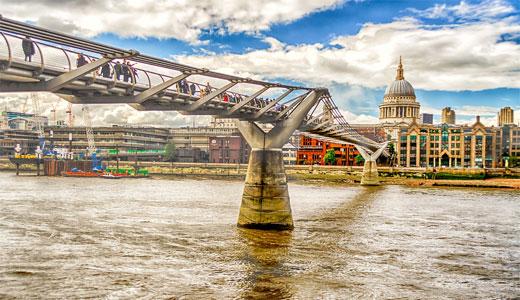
(174, 18, 520, 92)
(0, 92, 210, 127)
(408, 0, 515, 22)
(0, 0, 344, 44)
(339, 109, 379, 124)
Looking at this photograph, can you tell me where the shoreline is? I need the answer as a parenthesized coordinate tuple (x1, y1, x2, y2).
(1, 159, 519, 190)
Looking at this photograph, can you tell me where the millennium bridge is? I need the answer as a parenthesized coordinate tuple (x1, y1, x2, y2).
(0, 16, 387, 230)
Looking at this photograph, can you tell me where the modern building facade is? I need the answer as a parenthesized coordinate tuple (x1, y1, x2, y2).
(498, 107, 514, 126)
(379, 57, 421, 126)
(441, 107, 456, 125)
(45, 125, 170, 158)
(420, 113, 433, 124)
(396, 117, 520, 168)
(169, 126, 238, 153)
(282, 143, 297, 165)
(0, 129, 39, 156)
(1, 111, 48, 130)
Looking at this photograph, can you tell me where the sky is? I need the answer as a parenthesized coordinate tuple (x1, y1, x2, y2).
(0, 0, 519, 127)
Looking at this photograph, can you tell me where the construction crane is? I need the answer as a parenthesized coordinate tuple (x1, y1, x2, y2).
(66, 103, 74, 127)
(81, 105, 102, 170)
(30, 93, 46, 152)
(50, 104, 57, 126)
(81, 105, 96, 155)
(21, 96, 28, 113)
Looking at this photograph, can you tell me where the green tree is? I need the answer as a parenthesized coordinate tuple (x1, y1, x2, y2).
(324, 149, 336, 165)
(164, 142, 176, 162)
(355, 154, 365, 165)
(388, 142, 395, 155)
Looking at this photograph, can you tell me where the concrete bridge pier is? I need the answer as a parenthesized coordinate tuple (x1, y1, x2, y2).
(236, 89, 324, 230)
(238, 146, 293, 229)
(356, 142, 389, 186)
(361, 160, 380, 185)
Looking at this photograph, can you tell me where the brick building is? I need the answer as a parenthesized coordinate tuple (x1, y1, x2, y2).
(208, 136, 250, 164)
(296, 135, 360, 166)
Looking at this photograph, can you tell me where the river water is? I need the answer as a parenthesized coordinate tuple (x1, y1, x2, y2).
(0, 172, 518, 299)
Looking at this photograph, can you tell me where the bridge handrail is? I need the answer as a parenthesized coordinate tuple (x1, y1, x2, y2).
(1, 30, 289, 112)
(0, 15, 310, 91)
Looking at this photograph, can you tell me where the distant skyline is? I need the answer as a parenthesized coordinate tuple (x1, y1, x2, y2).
(0, 0, 518, 126)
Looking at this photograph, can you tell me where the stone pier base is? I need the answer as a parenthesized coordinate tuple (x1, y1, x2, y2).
(361, 160, 380, 186)
(237, 149, 294, 230)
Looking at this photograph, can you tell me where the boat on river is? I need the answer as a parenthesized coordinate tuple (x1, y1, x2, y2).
(62, 171, 100, 177)
(100, 173, 125, 179)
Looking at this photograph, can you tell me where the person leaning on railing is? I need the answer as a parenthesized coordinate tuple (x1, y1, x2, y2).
(76, 54, 87, 68)
(22, 36, 35, 62)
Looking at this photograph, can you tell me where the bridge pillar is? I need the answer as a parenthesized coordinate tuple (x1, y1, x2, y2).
(361, 160, 379, 185)
(236, 89, 324, 230)
(238, 148, 293, 230)
(356, 142, 389, 186)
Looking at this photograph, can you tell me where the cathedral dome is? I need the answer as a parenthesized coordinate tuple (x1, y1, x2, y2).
(383, 57, 415, 99)
(384, 79, 415, 97)
(379, 56, 421, 126)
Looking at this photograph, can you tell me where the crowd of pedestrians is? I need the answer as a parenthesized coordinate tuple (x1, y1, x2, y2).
(19, 36, 285, 113)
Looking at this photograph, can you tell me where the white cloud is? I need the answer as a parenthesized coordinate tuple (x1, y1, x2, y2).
(339, 109, 379, 124)
(174, 18, 520, 92)
(0, 92, 209, 127)
(0, 0, 343, 44)
(408, 0, 515, 21)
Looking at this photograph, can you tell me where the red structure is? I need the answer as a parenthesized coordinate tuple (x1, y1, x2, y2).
(209, 136, 250, 164)
(296, 135, 360, 166)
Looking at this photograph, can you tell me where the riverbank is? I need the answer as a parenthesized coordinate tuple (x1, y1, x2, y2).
(1, 158, 519, 189)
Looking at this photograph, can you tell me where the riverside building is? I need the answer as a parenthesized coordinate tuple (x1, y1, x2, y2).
(395, 116, 519, 168)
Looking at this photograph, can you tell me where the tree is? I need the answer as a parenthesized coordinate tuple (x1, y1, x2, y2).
(164, 142, 176, 162)
(388, 142, 395, 155)
(355, 154, 365, 165)
(324, 149, 336, 165)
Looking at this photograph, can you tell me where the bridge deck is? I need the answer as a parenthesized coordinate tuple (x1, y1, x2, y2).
(0, 15, 383, 151)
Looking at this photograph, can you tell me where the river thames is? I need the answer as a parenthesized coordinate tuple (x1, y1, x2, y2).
(0, 172, 518, 299)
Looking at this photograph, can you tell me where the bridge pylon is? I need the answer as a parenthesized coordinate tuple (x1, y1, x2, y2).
(236, 89, 324, 230)
(356, 142, 389, 186)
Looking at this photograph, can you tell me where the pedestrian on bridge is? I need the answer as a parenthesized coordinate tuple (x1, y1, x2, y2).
(114, 61, 122, 80)
(22, 36, 35, 62)
(76, 54, 88, 68)
(122, 59, 131, 82)
(190, 83, 196, 96)
(99, 63, 111, 78)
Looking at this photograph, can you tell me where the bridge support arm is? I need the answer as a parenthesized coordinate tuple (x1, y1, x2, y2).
(46, 57, 113, 91)
(252, 88, 293, 119)
(186, 82, 237, 112)
(133, 73, 189, 103)
(356, 142, 388, 186)
(235, 89, 324, 230)
(0, 57, 114, 92)
(225, 86, 270, 116)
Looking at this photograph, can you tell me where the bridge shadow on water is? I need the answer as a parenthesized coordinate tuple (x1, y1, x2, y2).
(233, 186, 384, 299)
